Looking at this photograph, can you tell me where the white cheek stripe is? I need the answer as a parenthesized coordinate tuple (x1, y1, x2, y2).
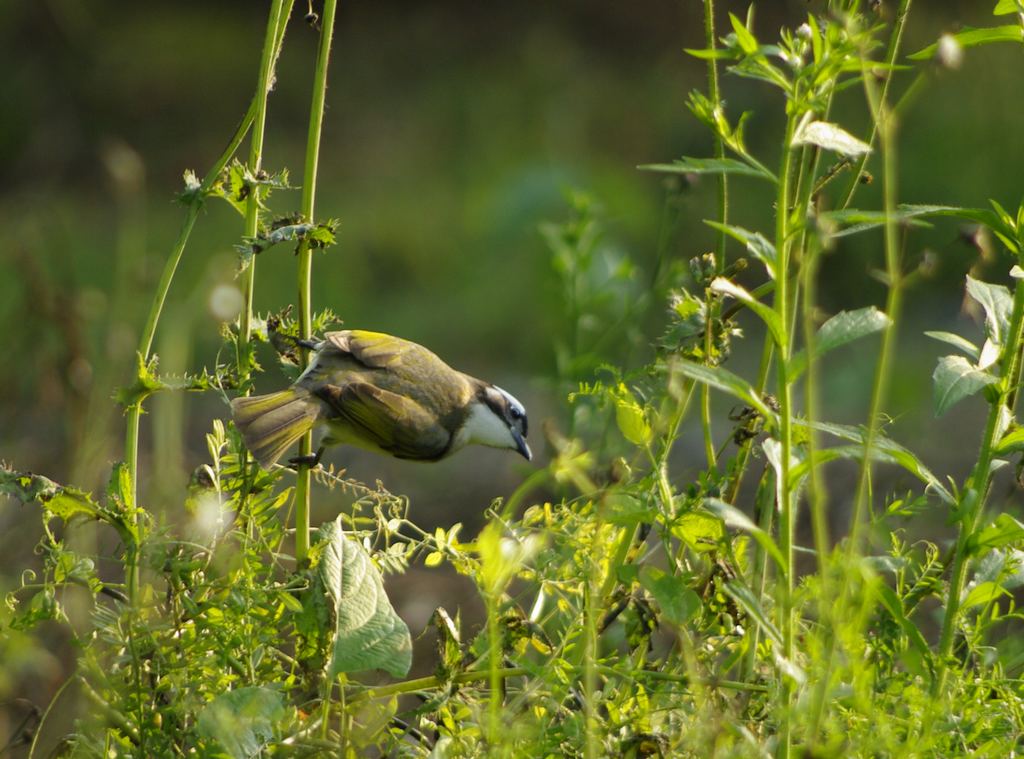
(455, 403, 516, 451)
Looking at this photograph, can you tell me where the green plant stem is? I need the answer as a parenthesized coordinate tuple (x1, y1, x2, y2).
(935, 277, 1024, 693)
(294, 0, 338, 564)
(848, 35, 903, 554)
(27, 675, 75, 759)
(772, 105, 798, 759)
(238, 0, 289, 378)
(122, 4, 292, 598)
(808, 21, 909, 743)
(839, 0, 913, 211)
(700, 0, 727, 473)
(486, 593, 503, 748)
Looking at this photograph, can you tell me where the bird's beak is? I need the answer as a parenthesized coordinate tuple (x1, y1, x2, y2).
(512, 429, 532, 461)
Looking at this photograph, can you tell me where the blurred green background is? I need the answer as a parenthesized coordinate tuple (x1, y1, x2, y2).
(1, 0, 1022, 747)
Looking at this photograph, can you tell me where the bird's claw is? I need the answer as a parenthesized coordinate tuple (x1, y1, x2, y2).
(287, 448, 324, 470)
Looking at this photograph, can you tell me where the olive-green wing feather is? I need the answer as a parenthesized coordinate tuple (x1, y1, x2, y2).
(320, 330, 405, 369)
(316, 381, 451, 460)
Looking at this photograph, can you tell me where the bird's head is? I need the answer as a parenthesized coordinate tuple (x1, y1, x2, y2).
(459, 384, 532, 460)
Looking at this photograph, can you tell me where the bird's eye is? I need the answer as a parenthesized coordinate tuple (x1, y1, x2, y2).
(510, 407, 522, 420)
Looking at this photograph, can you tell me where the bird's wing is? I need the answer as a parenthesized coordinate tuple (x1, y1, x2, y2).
(314, 381, 452, 460)
(320, 330, 404, 369)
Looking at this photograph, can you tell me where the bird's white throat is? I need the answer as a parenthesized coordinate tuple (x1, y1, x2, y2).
(454, 401, 517, 452)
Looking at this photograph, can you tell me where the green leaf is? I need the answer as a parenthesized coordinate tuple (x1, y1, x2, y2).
(671, 510, 725, 553)
(909, 26, 1024, 59)
(0, 465, 137, 546)
(710, 278, 784, 347)
(613, 383, 652, 446)
(638, 156, 776, 183)
(1, 468, 100, 522)
(197, 687, 287, 759)
(966, 275, 1013, 348)
(721, 580, 782, 645)
(704, 498, 786, 572)
(962, 580, 1010, 610)
(704, 222, 777, 277)
(799, 420, 954, 504)
(933, 355, 998, 417)
(638, 567, 701, 626)
(995, 427, 1024, 454)
(924, 331, 980, 360)
(671, 362, 775, 422)
(970, 513, 1024, 554)
(790, 307, 891, 380)
(728, 12, 759, 55)
(316, 518, 412, 678)
(791, 119, 872, 157)
(819, 204, 1016, 243)
(993, 0, 1024, 15)
(875, 584, 931, 659)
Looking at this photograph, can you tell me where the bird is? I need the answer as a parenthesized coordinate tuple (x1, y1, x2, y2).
(230, 329, 531, 469)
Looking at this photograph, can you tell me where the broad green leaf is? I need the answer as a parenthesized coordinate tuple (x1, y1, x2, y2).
(790, 445, 930, 490)
(704, 498, 786, 572)
(996, 427, 1024, 454)
(819, 204, 1007, 241)
(639, 567, 701, 626)
(962, 580, 1010, 610)
(710, 277, 784, 347)
(994, 0, 1024, 14)
(729, 12, 759, 55)
(790, 307, 891, 379)
(614, 384, 652, 446)
(799, 420, 954, 504)
(722, 580, 782, 645)
(975, 547, 1024, 591)
(638, 156, 776, 183)
(966, 275, 1013, 347)
(671, 510, 725, 553)
(909, 25, 1024, 59)
(317, 518, 412, 678)
(197, 687, 287, 759)
(969, 513, 1024, 554)
(791, 118, 872, 157)
(933, 355, 998, 417)
(924, 331, 980, 360)
(671, 362, 775, 422)
(704, 222, 777, 277)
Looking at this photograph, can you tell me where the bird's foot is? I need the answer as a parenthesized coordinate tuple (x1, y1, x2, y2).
(288, 447, 324, 470)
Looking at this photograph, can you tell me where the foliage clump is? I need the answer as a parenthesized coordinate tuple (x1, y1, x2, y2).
(5, 2, 1024, 757)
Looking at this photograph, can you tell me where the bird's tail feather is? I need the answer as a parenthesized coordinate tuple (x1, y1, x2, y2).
(231, 389, 320, 468)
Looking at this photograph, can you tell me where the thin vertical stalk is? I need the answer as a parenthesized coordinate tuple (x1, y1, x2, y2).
(294, 0, 339, 564)
(838, 0, 912, 210)
(848, 42, 902, 554)
(122, 3, 293, 597)
(700, 0, 727, 472)
(801, 244, 830, 570)
(123, 102, 257, 597)
(805, 7, 916, 743)
(486, 592, 503, 749)
(772, 111, 798, 759)
(238, 0, 289, 378)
